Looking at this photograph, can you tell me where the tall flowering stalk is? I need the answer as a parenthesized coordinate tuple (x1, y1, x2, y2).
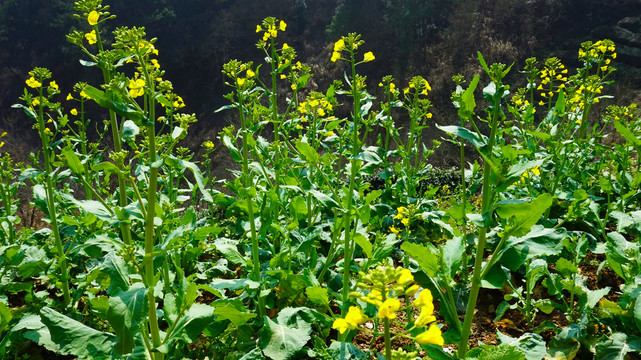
(330, 33, 375, 324)
(18, 68, 72, 306)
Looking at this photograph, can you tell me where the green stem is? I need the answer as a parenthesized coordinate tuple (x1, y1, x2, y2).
(458, 92, 501, 358)
(238, 89, 265, 318)
(36, 93, 71, 306)
(383, 318, 392, 360)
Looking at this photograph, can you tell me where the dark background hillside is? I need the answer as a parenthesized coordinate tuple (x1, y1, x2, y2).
(2, 0, 641, 173)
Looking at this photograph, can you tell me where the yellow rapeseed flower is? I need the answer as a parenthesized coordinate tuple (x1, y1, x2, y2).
(70, 108, 78, 116)
(390, 225, 400, 235)
(80, 90, 90, 99)
(128, 78, 145, 98)
(31, 98, 40, 107)
(415, 306, 437, 327)
(237, 78, 246, 87)
(204, 141, 215, 149)
(414, 289, 434, 308)
(246, 69, 255, 78)
(26, 77, 42, 88)
(279, 20, 287, 31)
(363, 51, 375, 62)
(331, 52, 341, 62)
(66, 93, 73, 101)
(85, 30, 97, 45)
(415, 324, 444, 346)
(49, 81, 58, 90)
(397, 268, 414, 285)
(88, 11, 100, 26)
(334, 39, 346, 52)
(0, 132, 7, 138)
(255, 25, 262, 33)
(377, 298, 401, 319)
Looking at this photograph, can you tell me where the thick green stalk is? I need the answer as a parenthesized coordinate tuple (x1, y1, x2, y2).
(459, 140, 469, 283)
(383, 318, 392, 360)
(238, 93, 265, 318)
(37, 97, 71, 305)
(138, 60, 163, 359)
(95, 27, 133, 246)
(457, 96, 501, 358)
(340, 51, 362, 321)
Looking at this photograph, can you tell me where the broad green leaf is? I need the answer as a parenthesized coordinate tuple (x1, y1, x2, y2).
(84, 85, 146, 125)
(497, 332, 546, 360)
(635, 296, 641, 333)
(101, 252, 131, 295)
(442, 236, 464, 279)
(259, 316, 310, 360)
(0, 302, 12, 333)
(40, 307, 116, 359)
(555, 258, 578, 278)
(222, 135, 242, 162)
(2, 314, 55, 355)
(16, 245, 48, 278)
(295, 141, 319, 165)
(479, 344, 526, 360)
(584, 287, 611, 309)
(62, 147, 85, 175)
(437, 125, 487, 149)
(327, 341, 368, 359)
(158, 303, 215, 353)
(305, 287, 330, 308)
(495, 193, 553, 238)
(213, 238, 248, 266)
(595, 333, 631, 360)
(458, 75, 480, 119)
(240, 348, 266, 360)
(212, 300, 257, 326)
(614, 120, 641, 150)
(499, 226, 566, 271)
(107, 283, 148, 354)
(401, 242, 440, 277)
(546, 337, 580, 360)
(354, 233, 372, 258)
(310, 189, 339, 208)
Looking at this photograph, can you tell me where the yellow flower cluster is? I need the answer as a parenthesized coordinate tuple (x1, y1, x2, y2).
(520, 165, 541, 184)
(330, 38, 346, 62)
(26, 76, 42, 88)
(203, 141, 215, 149)
(332, 306, 368, 334)
(256, 19, 287, 41)
(579, 39, 616, 72)
(298, 94, 333, 117)
(537, 57, 567, 106)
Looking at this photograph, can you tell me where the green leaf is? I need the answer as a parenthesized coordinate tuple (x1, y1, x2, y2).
(478, 344, 526, 360)
(495, 193, 553, 238)
(634, 296, 641, 333)
(164, 156, 213, 203)
(499, 226, 566, 271)
(40, 307, 116, 359)
(437, 125, 487, 150)
(305, 287, 330, 308)
(213, 238, 248, 266)
(442, 236, 464, 279)
(296, 141, 319, 165)
(496, 332, 546, 360)
(327, 341, 368, 359)
(62, 147, 85, 175)
(401, 242, 440, 277)
(595, 333, 631, 360)
(546, 337, 580, 360)
(158, 303, 215, 353)
(258, 317, 310, 360)
(458, 75, 480, 119)
(107, 283, 148, 354)
(310, 189, 339, 208)
(83, 85, 147, 125)
(212, 300, 257, 326)
(354, 233, 372, 258)
(614, 120, 641, 150)
(555, 258, 578, 278)
(101, 252, 131, 295)
(0, 302, 12, 333)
